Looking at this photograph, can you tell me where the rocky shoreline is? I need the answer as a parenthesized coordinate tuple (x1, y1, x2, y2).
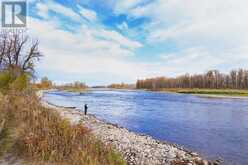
(38, 91, 221, 165)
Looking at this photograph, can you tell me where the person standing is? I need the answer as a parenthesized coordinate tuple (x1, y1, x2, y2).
(84, 104, 88, 115)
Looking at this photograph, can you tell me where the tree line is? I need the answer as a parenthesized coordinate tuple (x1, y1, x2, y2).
(136, 69, 248, 90)
(34, 76, 53, 89)
(55, 81, 88, 91)
(60, 81, 87, 89)
(108, 83, 135, 89)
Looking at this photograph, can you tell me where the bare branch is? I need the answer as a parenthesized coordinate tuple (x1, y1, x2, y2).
(0, 33, 42, 77)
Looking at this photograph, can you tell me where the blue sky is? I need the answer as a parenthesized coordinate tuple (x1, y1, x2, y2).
(26, 0, 248, 85)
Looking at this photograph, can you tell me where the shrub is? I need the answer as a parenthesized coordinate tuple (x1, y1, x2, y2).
(9, 73, 30, 91)
(0, 69, 30, 93)
(0, 92, 126, 165)
(0, 71, 14, 91)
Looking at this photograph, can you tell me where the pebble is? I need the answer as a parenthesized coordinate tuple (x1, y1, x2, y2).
(41, 98, 215, 165)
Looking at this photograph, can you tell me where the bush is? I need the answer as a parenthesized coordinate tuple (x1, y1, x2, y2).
(0, 92, 126, 165)
(0, 71, 14, 91)
(9, 73, 30, 91)
(0, 70, 30, 93)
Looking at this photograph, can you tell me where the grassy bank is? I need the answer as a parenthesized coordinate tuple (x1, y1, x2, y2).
(0, 91, 126, 165)
(156, 88, 248, 97)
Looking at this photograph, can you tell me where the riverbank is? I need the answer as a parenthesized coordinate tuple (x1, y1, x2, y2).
(150, 88, 248, 99)
(39, 90, 220, 165)
(0, 91, 125, 165)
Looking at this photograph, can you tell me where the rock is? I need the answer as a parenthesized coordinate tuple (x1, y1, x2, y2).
(216, 157, 224, 163)
(201, 160, 209, 165)
(190, 152, 198, 157)
(41, 98, 211, 165)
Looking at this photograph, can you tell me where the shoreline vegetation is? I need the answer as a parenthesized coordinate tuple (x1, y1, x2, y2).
(34, 78, 88, 93)
(0, 33, 124, 165)
(56, 81, 88, 93)
(0, 91, 126, 165)
(107, 83, 135, 89)
(39, 90, 220, 165)
(151, 88, 248, 98)
(105, 87, 248, 99)
(136, 69, 248, 98)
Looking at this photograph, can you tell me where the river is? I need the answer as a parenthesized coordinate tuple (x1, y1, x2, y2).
(43, 89, 248, 165)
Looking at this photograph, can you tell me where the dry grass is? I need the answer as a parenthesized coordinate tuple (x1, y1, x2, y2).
(0, 91, 126, 165)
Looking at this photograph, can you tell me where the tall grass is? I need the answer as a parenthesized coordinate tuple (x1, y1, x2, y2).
(0, 91, 126, 165)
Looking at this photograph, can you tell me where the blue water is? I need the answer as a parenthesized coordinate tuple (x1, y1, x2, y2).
(43, 89, 248, 165)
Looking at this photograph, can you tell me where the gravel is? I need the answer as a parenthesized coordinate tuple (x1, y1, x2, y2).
(38, 91, 220, 165)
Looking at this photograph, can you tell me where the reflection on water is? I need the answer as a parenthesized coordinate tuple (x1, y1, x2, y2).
(44, 89, 248, 165)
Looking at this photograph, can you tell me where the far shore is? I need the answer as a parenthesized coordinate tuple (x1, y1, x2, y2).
(143, 88, 248, 99)
(38, 90, 221, 165)
(44, 88, 248, 100)
(102, 88, 248, 99)
(191, 93, 248, 99)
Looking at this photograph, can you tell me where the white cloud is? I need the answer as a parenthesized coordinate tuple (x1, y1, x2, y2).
(160, 48, 222, 72)
(117, 0, 248, 74)
(130, 0, 248, 49)
(36, 3, 49, 19)
(28, 17, 147, 84)
(30, 0, 248, 84)
(114, 0, 143, 14)
(158, 46, 248, 77)
(36, 1, 81, 22)
(77, 5, 97, 22)
(34, 2, 141, 51)
(117, 22, 129, 31)
(94, 28, 142, 50)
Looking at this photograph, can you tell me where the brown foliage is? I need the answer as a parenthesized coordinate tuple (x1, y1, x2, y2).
(0, 92, 126, 165)
(108, 83, 135, 89)
(137, 69, 248, 90)
(34, 77, 53, 90)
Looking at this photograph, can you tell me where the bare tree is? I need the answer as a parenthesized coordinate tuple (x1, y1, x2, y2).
(136, 69, 248, 90)
(0, 32, 42, 76)
(0, 34, 7, 67)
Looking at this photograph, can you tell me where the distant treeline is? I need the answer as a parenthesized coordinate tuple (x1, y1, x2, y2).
(62, 81, 87, 89)
(108, 83, 135, 89)
(56, 81, 88, 91)
(34, 78, 88, 91)
(136, 69, 248, 90)
(34, 77, 53, 89)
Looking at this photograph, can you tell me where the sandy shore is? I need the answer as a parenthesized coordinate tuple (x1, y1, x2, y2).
(38, 90, 220, 165)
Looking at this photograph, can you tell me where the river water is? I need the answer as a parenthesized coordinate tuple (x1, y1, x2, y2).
(43, 89, 248, 165)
